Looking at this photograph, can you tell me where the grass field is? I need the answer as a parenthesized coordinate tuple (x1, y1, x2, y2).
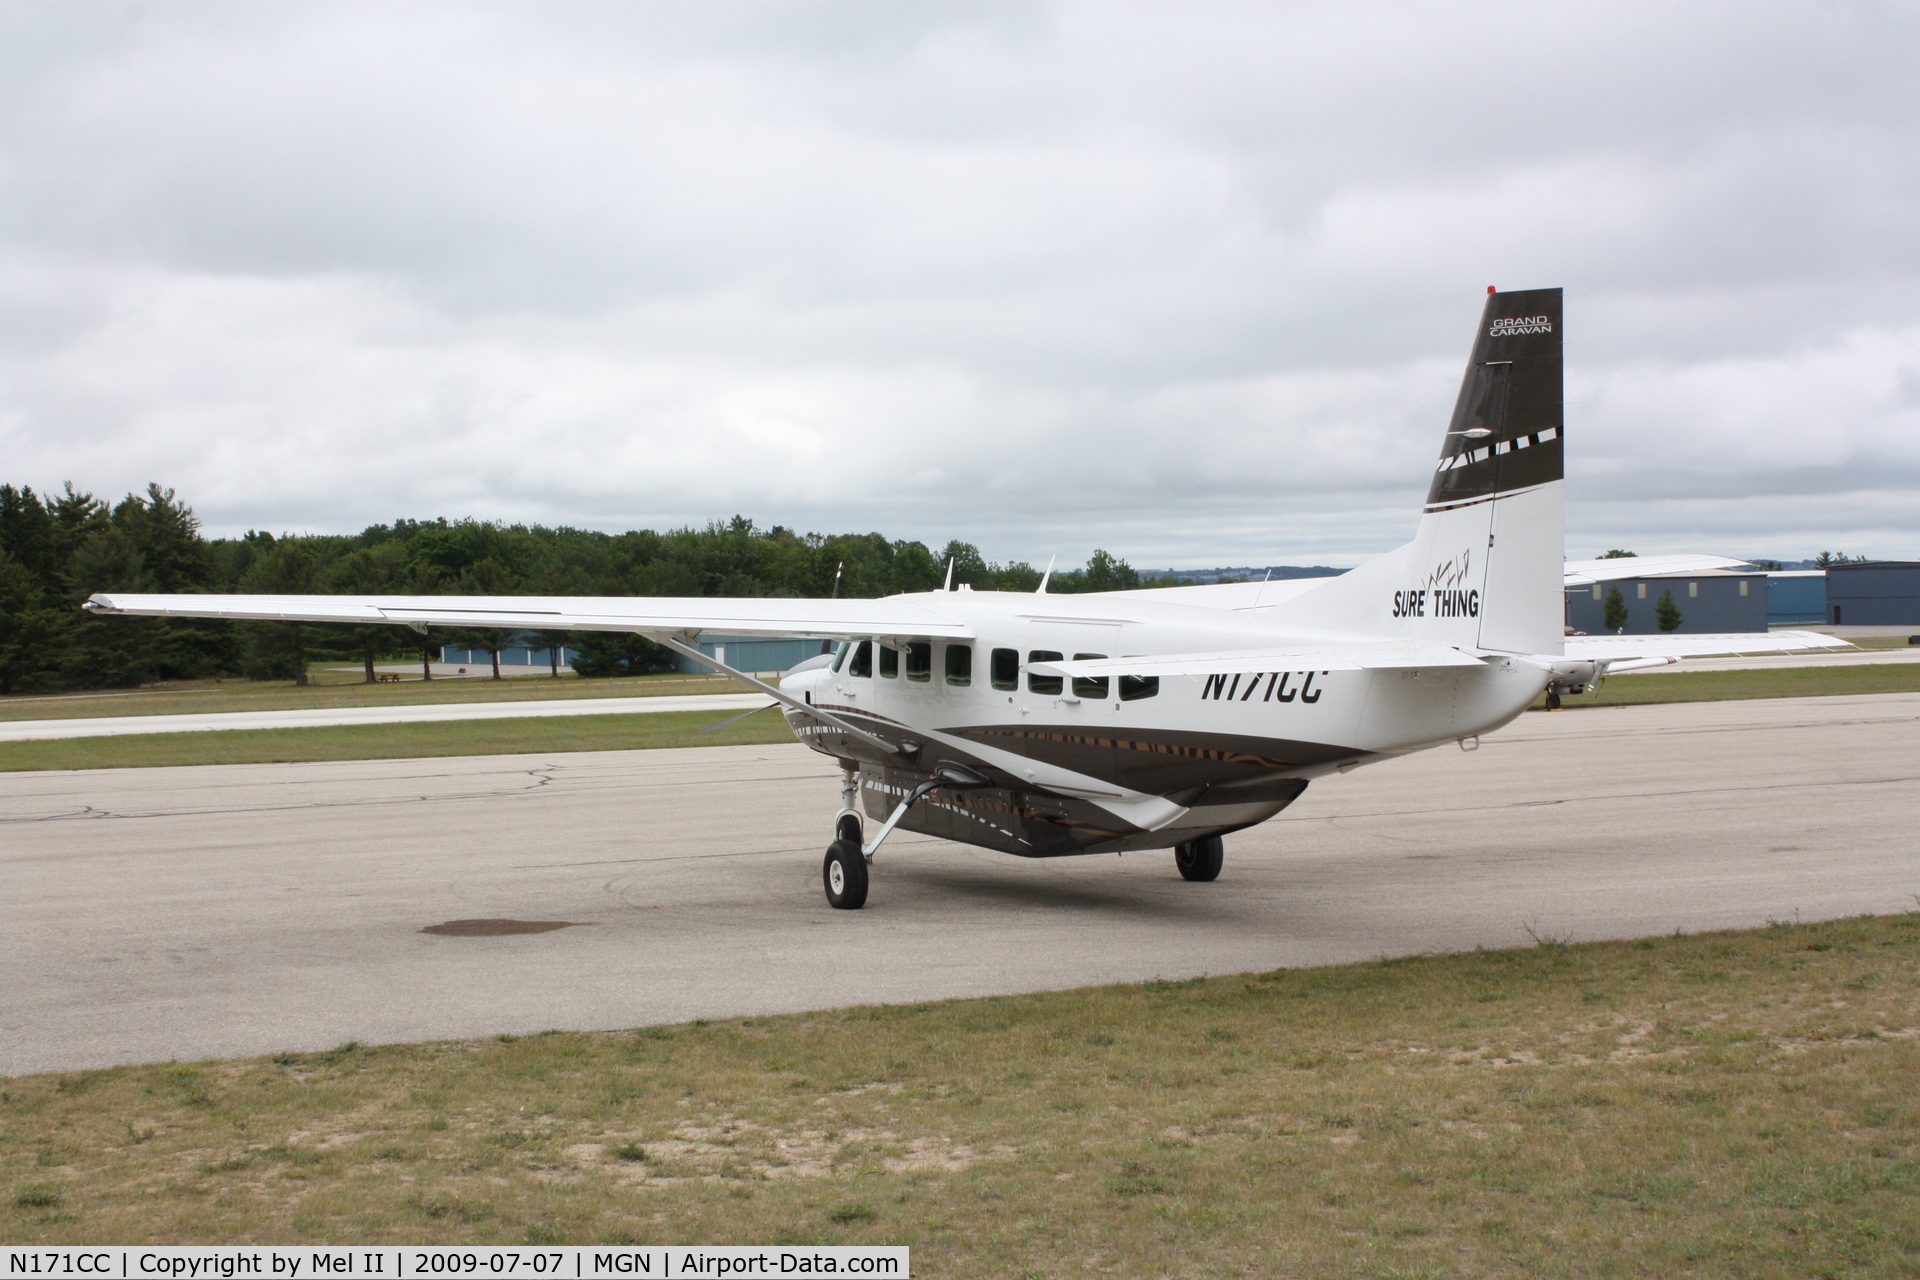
(0, 670, 745, 723)
(4, 913, 1916, 1275)
(0, 707, 796, 772)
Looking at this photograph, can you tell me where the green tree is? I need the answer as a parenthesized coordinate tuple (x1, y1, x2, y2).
(238, 540, 322, 684)
(0, 547, 65, 694)
(0, 484, 60, 591)
(571, 632, 674, 678)
(440, 627, 511, 680)
(62, 523, 160, 688)
(1597, 549, 1637, 559)
(525, 629, 577, 678)
(936, 541, 989, 589)
(1654, 588, 1683, 633)
(1602, 584, 1629, 633)
(325, 547, 405, 683)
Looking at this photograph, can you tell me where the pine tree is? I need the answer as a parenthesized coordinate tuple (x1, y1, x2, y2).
(571, 632, 674, 678)
(0, 547, 65, 694)
(238, 541, 321, 684)
(1655, 588, 1683, 633)
(1603, 584, 1629, 632)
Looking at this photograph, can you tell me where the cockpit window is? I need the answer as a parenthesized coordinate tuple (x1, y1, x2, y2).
(879, 645, 898, 678)
(1027, 650, 1063, 696)
(848, 641, 872, 678)
(829, 641, 849, 673)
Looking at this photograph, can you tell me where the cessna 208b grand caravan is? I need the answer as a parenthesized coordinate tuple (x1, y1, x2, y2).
(88, 288, 1847, 908)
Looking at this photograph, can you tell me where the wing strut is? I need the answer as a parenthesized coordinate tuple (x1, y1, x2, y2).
(652, 635, 903, 756)
(861, 766, 989, 862)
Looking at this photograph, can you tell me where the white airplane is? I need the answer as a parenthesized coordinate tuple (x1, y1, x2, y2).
(86, 287, 1848, 908)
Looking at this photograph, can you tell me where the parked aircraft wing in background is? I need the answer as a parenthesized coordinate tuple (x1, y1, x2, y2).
(1562, 555, 1757, 585)
(1564, 630, 1852, 661)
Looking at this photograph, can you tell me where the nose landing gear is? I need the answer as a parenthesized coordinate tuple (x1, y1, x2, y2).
(822, 838, 869, 909)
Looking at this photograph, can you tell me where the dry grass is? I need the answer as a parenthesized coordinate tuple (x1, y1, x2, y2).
(4, 914, 1917, 1276)
(0, 708, 794, 772)
(0, 671, 745, 723)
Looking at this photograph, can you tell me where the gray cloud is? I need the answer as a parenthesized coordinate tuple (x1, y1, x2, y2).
(2, 1, 1917, 566)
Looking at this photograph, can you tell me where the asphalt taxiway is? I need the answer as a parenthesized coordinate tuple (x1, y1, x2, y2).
(3, 692, 1915, 1075)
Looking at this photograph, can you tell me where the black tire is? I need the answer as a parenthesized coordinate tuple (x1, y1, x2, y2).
(837, 812, 862, 844)
(822, 839, 869, 909)
(1546, 691, 1562, 710)
(1174, 835, 1224, 882)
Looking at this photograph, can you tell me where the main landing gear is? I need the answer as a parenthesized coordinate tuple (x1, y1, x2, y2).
(1174, 835, 1224, 882)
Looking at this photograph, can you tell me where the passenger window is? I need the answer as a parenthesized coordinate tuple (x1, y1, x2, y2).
(879, 645, 898, 678)
(1027, 650, 1063, 696)
(830, 641, 849, 673)
(1072, 653, 1109, 700)
(848, 641, 872, 678)
(905, 642, 931, 682)
(1120, 674, 1159, 701)
(945, 644, 972, 687)
(990, 648, 1019, 691)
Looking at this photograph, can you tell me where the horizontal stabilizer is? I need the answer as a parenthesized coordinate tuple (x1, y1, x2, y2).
(82, 593, 975, 640)
(1028, 642, 1488, 679)
(1565, 630, 1852, 661)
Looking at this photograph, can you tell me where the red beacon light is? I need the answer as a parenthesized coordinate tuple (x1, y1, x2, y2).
(1487, 285, 1496, 294)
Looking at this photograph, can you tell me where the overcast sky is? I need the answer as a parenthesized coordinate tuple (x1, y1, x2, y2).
(2, 2, 1917, 568)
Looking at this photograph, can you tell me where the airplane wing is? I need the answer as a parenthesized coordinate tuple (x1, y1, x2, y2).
(1028, 642, 1488, 679)
(1562, 554, 1756, 585)
(1563, 630, 1851, 661)
(81, 593, 975, 640)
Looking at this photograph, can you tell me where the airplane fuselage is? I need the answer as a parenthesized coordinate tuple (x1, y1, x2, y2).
(778, 587, 1548, 858)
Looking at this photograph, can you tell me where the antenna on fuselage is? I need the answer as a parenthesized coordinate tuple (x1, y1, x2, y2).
(943, 557, 954, 592)
(1036, 555, 1055, 594)
(1252, 566, 1271, 612)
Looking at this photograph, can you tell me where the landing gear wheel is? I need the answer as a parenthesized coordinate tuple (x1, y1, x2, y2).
(823, 839, 869, 910)
(1174, 835, 1224, 882)
(1546, 691, 1562, 710)
(837, 812, 862, 844)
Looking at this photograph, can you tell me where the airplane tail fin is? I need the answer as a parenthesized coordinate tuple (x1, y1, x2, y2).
(1274, 287, 1565, 654)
